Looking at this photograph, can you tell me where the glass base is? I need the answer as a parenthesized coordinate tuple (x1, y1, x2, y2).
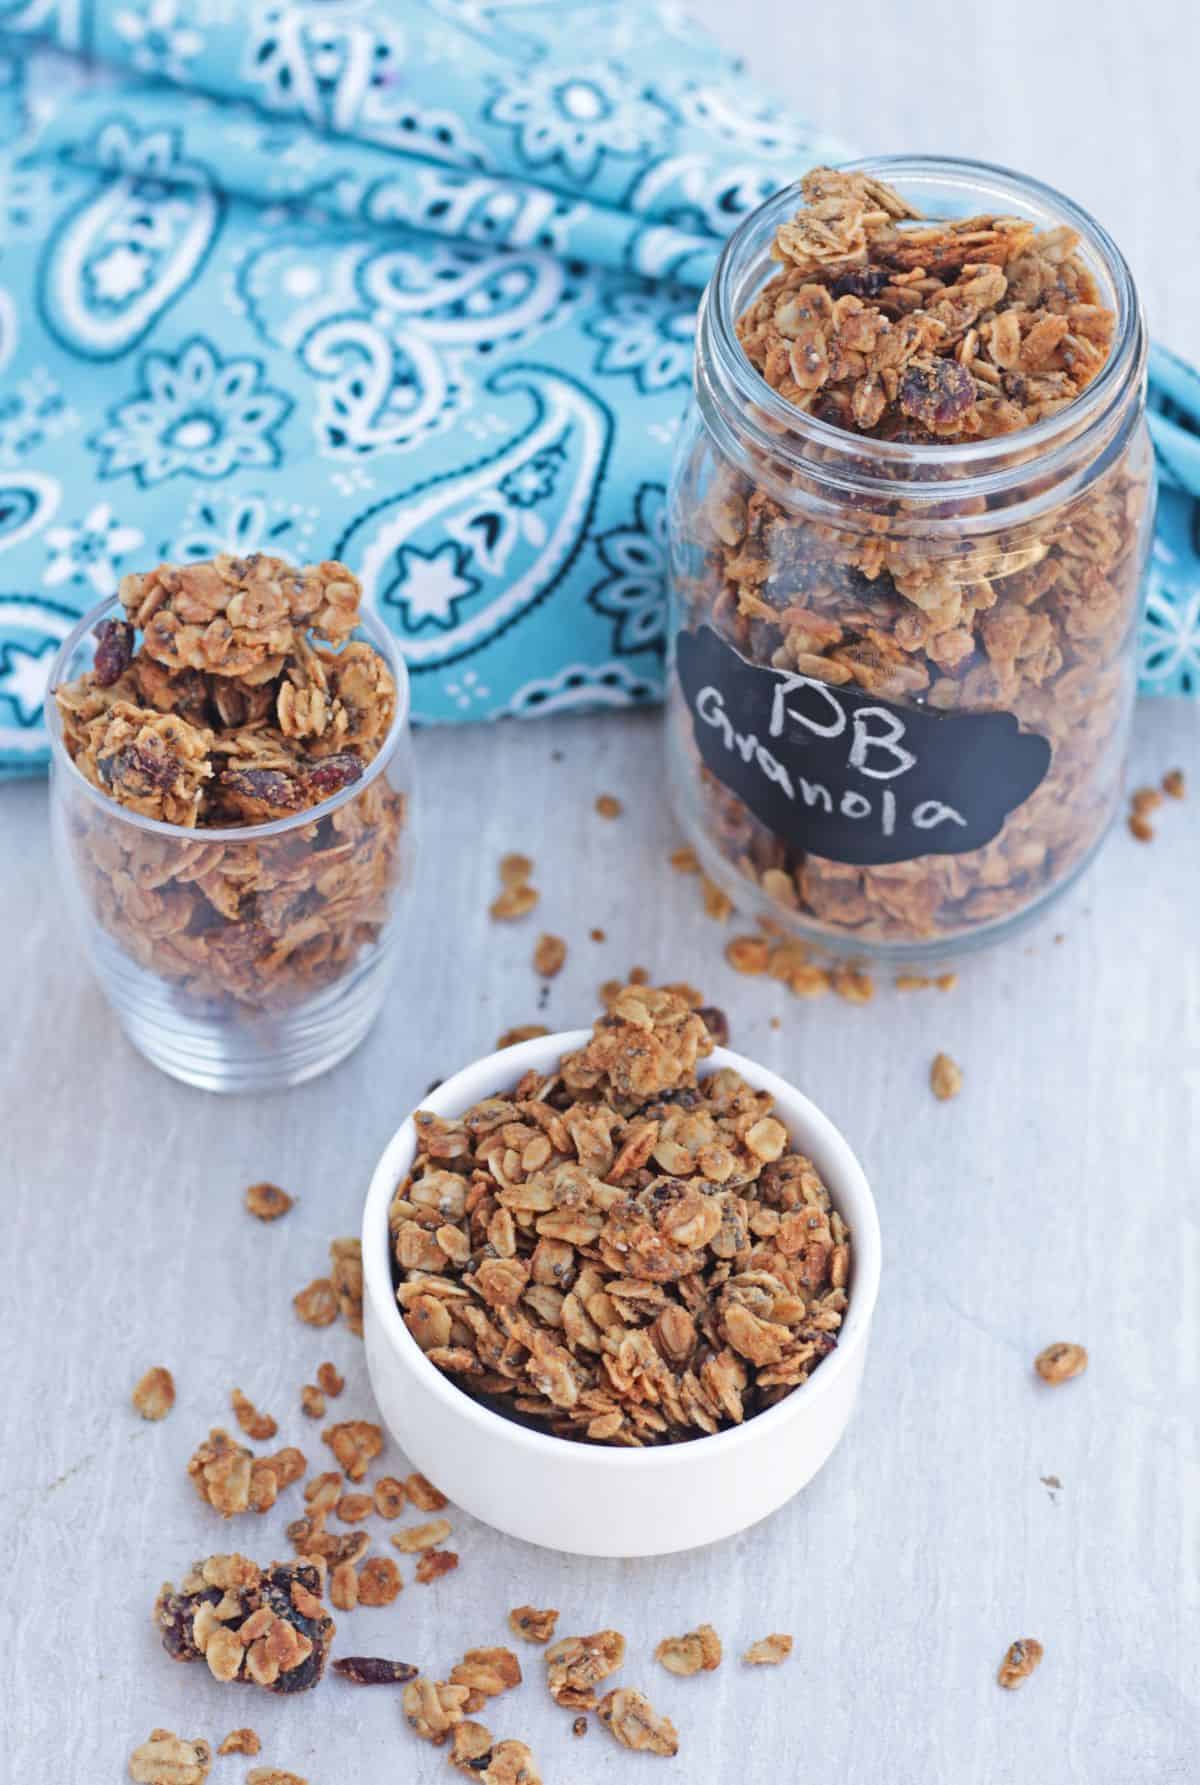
(92, 933, 396, 1093)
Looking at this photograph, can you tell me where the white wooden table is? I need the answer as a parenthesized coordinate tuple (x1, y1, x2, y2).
(4, 2, 1200, 1780)
(2, 693, 1197, 1785)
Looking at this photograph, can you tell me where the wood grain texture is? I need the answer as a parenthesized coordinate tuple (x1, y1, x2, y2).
(688, 0, 1200, 365)
(1, 693, 1196, 1784)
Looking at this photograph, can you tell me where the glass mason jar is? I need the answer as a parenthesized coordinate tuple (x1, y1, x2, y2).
(667, 156, 1154, 961)
(48, 598, 416, 1092)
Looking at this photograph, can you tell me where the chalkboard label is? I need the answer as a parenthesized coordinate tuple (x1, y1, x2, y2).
(676, 625, 1050, 868)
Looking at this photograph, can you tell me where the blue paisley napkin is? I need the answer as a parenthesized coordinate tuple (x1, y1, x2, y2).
(0, 4, 1196, 775)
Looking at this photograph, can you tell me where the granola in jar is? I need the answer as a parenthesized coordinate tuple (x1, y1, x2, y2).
(668, 159, 1153, 958)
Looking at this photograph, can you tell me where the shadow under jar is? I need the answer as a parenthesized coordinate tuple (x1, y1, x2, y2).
(667, 157, 1155, 961)
(48, 598, 415, 1092)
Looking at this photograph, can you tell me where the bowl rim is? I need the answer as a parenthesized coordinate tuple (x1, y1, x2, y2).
(362, 1028, 882, 1469)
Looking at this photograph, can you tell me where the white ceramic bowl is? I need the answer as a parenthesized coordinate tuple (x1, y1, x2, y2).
(362, 1031, 881, 1557)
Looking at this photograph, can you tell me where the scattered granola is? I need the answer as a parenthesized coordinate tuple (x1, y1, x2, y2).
(930, 1052, 963, 1101)
(1035, 1342, 1088, 1384)
(546, 1631, 626, 1710)
(155, 1554, 333, 1692)
(132, 1366, 175, 1422)
(447, 1725, 542, 1782)
(54, 556, 406, 1010)
(293, 1280, 338, 1329)
(216, 1730, 261, 1757)
(655, 1624, 722, 1675)
(231, 1389, 278, 1442)
(997, 1637, 1044, 1689)
(449, 1647, 523, 1698)
(389, 984, 850, 1444)
(403, 1677, 471, 1744)
(597, 1688, 679, 1757)
(330, 1237, 365, 1336)
(415, 1549, 459, 1585)
(1162, 768, 1186, 799)
(357, 1556, 403, 1606)
(373, 1476, 408, 1519)
(335, 1492, 374, 1523)
(187, 1430, 300, 1518)
(245, 1182, 293, 1221)
(671, 164, 1151, 949)
(392, 1518, 453, 1553)
(329, 1561, 358, 1611)
(246, 1770, 308, 1785)
(595, 794, 623, 819)
(300, 1385, 326, 1420)
(315, 1362, 343, 1398)
(498, 1024, 551, 1049)
(533, 933, 567, 978)
(725, 935, 770, 974)
(129, 1730, 212, 1784)
(321, 1419, 382, 1480)
(509, 1605, 559, 1645)
(406, 1472, 448, 1512)
(332, 1656, 419, 1685)
(743, 1634, 793, 1666)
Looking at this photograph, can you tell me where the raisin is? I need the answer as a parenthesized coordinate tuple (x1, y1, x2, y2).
(899, 359, 977, 428)
(830, 266, 890, 300)
(697, 1005, 730, 1046)
(304, 752, 363, 798)
(332, 1657, 419, 1686)
(92, 618, 135, 687)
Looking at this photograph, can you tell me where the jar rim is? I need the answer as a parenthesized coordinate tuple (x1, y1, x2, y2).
(46, 592, 412, 844)
(700, 153, 1146, 504)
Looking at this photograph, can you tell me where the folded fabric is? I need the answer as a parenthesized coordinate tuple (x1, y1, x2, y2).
(0, 4, 1196, 777)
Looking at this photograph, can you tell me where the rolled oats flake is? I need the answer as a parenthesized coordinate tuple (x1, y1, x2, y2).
(509, 1605, 559, 1644)
(448, 1646, 523, 1698)
(314, 1362, 343, 1399)
(321, 1419, 382, 1480)
(743, 1634, 793, 1665)
(373, 1476, 408, 1519)
(132, 1366, 175, 1421)
(415, 1548, 459, 1584)
(392, 1517, 452, 1552)
(245, 1182, 293, 1221)
(300, 1385, 326, 1420)
(533, 933, 567, 978)
(335, 1492, 374, 1523)
(725, 935, 771, 974)
(499, 854, 534, 887)
(216, 1729, 261, 1757)
(930, 1052, 964, 1101)
(406, 1472, 448, 1512)
(597, 1688, 679, 1757)
(231, 1389, 278, 1442)
(357, 1555, 403, 1606)
(293, 1279, 338, 1328)
(1127, 813, 1154, 843)
(546, 1630, 626, 1710)
(1034, 1341, 1088, 1384)
(655, 1623, 722, 1675)
(246, 1770, 308, 1785)
(1162, 768, 1186, 800)
(997, 1637, 1044, 1688)
(329, 1559, 359, 1611)
(129, 1730, 212, 1784)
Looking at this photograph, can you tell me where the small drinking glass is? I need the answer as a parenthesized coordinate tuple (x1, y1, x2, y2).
(47, 597, 416, 1092)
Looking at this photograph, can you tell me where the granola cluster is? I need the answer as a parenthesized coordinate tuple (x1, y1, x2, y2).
(674, 165, 1151, 944)
(154, 1555, 334, 1693)
(53, 554, 406, 1008)
(388, 983, 850, 1444)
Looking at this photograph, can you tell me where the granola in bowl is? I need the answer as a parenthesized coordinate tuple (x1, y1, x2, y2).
(385, 984, 851, 1447)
